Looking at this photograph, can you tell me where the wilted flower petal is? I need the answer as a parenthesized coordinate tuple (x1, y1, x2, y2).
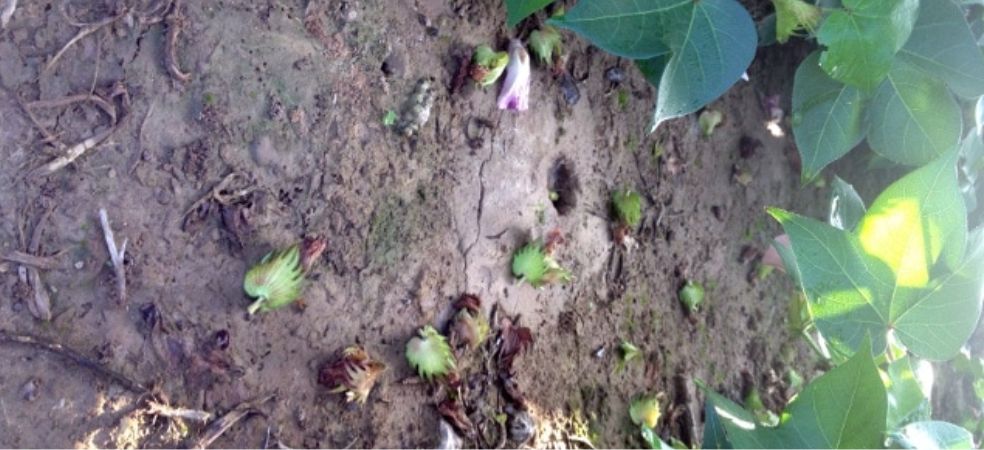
(497, 39, 531, 112)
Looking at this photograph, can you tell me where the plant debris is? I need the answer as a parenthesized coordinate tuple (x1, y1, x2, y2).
(244, 243, 306, 314)
(397, 77, 436, 137)
(99, 208, 128, 308)
(448, 294, 490, 353)
(317, 345, 386, 405)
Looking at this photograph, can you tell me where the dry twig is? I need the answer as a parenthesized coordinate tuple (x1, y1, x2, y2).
(2, 250, 59, 270)
(44, 13, 122, 74)
(0, 330, 148, 394)
(190, 395, 275, 449)
(164, 0, 191, 82)
(1, 0, 16, 29)
(145, 401, 212, 422)
(28, 82, 130, 176)
(99, 208, 128, 308)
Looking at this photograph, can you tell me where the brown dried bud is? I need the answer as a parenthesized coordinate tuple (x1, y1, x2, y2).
(317, 345, 386, 405)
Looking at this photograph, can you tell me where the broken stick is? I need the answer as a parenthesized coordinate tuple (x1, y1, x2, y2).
(99, 208, 128, 307)
(0, 330, 148, 394)
(1, 0, 16, 29)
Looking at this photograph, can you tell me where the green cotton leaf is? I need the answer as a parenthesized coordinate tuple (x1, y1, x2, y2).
(892, 227, 984, 360)
(858, 149, 967, 292)
(816, 0, 919, 91)
(899, 0, 984, 99)
(548, 0, 677, 59)
(640, 426, 673, 449)
(791, 52, 867, 181)
(636, 54, 671, 84)
(828, 176, 866, 231)
(551, 0, 755, 132)
(697, 378, 755, 449)
(505, 0, 553, 27)
(772, 0, 822, 44)
(884, 357, 931, 430)
(648, 0, 756, 131)
(700, 339, 886, 448)
(866, 60, 963, 167)
(976, 96, 984, 136)
(771, 151, 974, 360)
(769, 208, 892, 355)
(888, 421, 976, 449)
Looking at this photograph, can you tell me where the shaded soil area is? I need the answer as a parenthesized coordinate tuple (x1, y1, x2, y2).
(0, 0, 883, 447)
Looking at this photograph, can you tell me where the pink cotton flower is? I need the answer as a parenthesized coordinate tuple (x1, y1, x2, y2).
(497, 39, 531, 111)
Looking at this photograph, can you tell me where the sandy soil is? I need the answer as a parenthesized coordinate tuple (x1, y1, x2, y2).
(0, 0, 905, 448)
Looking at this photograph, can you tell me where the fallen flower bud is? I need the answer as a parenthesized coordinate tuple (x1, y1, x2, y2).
(679, 280, 705, 315)
(497, 39, 531, 111)
(471, 44, 509, 87)
(448, 294, 490, 352)
(406, 325, 456, 380)
(318, 345, 386, 405)
(299, 236, 327, 273)
(243, 244, 305, 314)
(511, 241, 571, 288)
(630, 393, 662, 429)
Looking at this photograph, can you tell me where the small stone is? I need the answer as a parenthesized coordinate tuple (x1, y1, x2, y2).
(74, 261, 84, 270)
(605, 66, 626, 84)
(21, 378, 40, 402)
(558, 72, 580, 106)
(108, 168, 117, 179)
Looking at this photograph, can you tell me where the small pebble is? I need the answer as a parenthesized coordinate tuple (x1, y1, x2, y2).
(605, 66, 626, 84)
(74, 261, 84, 270)
(593, 345, 606, 359)
(21, 378, 39, 402)
(558, 72, 580, 106)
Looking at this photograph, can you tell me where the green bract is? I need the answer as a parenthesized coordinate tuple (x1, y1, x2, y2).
(612, 189, 642, 228)
(405, 325, 455, 380)
(244, 244, 305, 314)
(698, 109, 723, 137)
(529, 27, 562, 65)
(511, 242, 571, 288)
(616, 340, 641, 373)
(473, 45, 509, 87)
(679, 281, 705, 314)
(629, 393, 661, 429)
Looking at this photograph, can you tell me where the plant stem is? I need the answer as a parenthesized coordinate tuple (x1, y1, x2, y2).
(247, 297, 265, 315)
(801, 330, 829, 361)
